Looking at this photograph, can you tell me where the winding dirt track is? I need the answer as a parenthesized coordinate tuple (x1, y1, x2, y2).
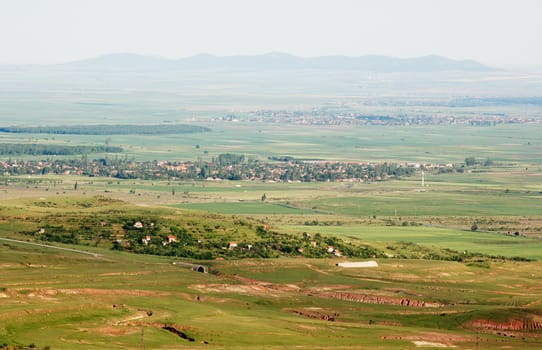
(0, 237, 102, 257)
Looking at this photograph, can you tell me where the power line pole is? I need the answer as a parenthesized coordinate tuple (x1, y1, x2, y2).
(140, 326, 145, 350)
(421, 169, 425, 187)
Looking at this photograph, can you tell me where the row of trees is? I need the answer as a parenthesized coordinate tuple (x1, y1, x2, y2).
(0, 124, 211, 135)
(0, 143, 123, 156)
(464, 156, 493, 167)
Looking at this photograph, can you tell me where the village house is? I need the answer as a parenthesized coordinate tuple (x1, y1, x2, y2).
(228, 241, 238, 249)
(133, 221, 143, 229)
(142, 236, 151, 245)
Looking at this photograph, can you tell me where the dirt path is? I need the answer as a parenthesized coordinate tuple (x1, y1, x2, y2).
(0, 237, 102, 258)
(305, 264, 330, 275)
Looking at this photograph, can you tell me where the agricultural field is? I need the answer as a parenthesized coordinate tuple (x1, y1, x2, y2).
(1, 65, 542, 349)
(1, 121, 542, 164)
(2, 232, 542, 349)
(1, 170, 542, 348)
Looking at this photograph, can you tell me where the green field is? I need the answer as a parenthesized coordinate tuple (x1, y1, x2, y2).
(281, 225, 542, 260)
(0, 186, 541, 348)
(301, 188, 542, 217)
(173, 201, 319, 215)
(2, 122, 542, 164)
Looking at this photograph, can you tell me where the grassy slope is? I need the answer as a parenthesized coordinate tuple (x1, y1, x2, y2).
(0, 191, 541, 349)
(1, 241, 542, 349)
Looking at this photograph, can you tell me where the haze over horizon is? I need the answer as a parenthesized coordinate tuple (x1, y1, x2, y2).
(1, 0, 540, 68)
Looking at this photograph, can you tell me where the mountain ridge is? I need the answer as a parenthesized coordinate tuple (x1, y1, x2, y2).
(58, 52, 494, 72)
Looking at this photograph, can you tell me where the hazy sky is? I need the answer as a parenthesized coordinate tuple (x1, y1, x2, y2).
(1, 0, 540, 67)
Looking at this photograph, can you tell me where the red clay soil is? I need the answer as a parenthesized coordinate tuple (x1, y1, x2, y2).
(317, 291, 442, 308)
(286, 308, 339, 322)
(231, 274, 300, 292)
(466, 318, 542, 331)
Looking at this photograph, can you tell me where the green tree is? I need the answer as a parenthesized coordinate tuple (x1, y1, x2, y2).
(465, 157, 476, 166)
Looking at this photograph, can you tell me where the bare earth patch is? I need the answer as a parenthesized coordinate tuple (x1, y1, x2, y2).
(89, 326, 140, 337)
(305, 264, 330, 274)
(285, 308, 339, 322)
(318, 290, 442, 308)
(190, 283, 282, 297)
(98, 271, 154, 277)
(382, 332, 472, 348)
(60, 288, 165, 297)
(465, 318, 542, 332)
(413, 340, 455, 348)
(307, 284, 353, 292)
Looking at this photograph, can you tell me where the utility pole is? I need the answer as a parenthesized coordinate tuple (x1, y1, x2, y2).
(140, 326, 145, 350)
(421, 169, 425, 187)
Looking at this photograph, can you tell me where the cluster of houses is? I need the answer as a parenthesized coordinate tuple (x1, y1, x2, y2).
(140, 234, 178, 246)
(134, 221, 178, 247)
(213, 110, 535, 127)
(134, 221, 341, 257)
(327, 245, 342, 257)
(0, 157, 452, 183)
(220, 239, 342, 257)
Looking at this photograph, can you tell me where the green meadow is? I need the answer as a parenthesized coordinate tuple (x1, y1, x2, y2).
(300, 188, 542, 217)
(1, 174, 542, 349)
(2, 239, 542, 349)
(173, 201, 318, 215)
(281, 225, 542, 260)
(1, 121, 542, 164)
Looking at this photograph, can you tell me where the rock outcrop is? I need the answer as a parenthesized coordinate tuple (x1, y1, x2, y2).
(317, 291, 442, 308)
(467, 318, 542, 331)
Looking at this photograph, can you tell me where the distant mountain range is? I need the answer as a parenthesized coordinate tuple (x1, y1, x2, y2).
(59, 52, 493, 72)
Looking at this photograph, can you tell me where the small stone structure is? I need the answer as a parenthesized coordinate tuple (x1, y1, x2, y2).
(173, 261, 208, 273)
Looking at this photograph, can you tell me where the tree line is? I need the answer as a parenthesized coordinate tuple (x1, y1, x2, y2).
(0, 143, 123, 156)
(0, 123, 210, 135)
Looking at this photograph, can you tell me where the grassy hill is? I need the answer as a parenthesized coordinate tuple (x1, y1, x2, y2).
(1, 240, 542, 349)
(1, 178, 541, 349)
